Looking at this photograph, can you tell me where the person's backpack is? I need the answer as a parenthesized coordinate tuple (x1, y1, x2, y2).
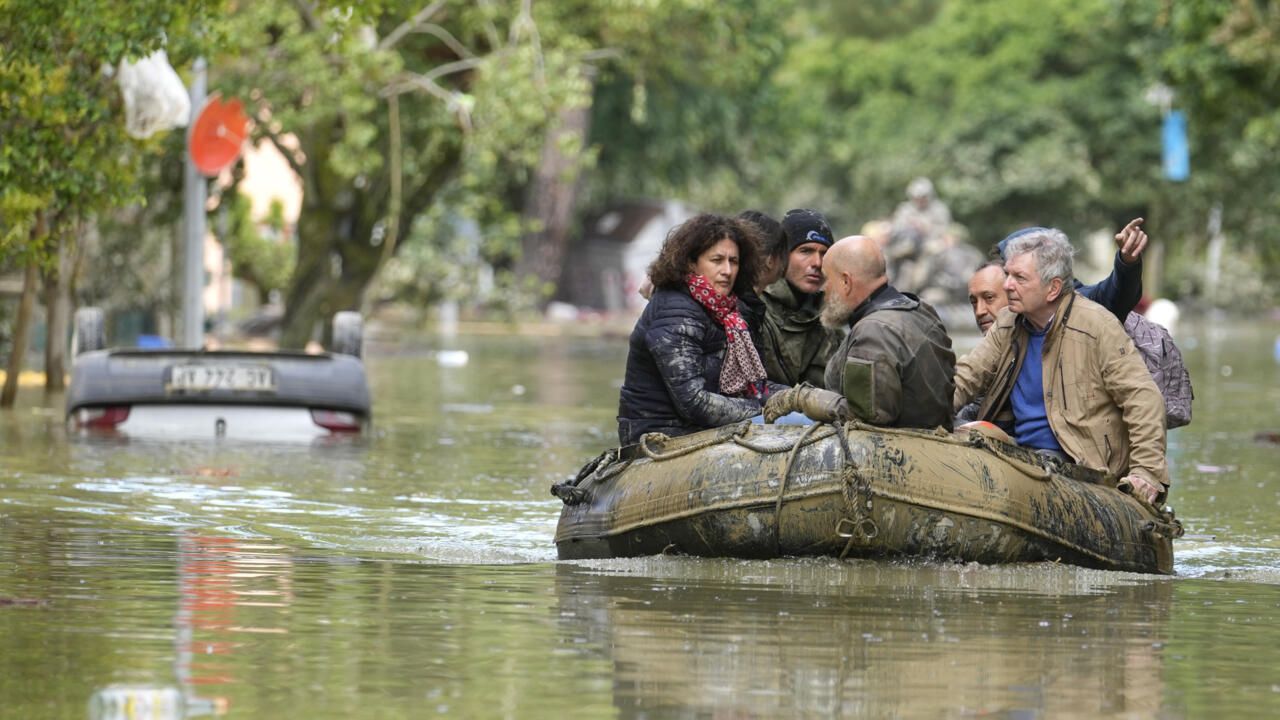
(1123, 312, 1194, 429)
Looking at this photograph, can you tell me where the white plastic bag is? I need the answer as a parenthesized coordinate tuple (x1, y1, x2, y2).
(117, 49, 190, 139)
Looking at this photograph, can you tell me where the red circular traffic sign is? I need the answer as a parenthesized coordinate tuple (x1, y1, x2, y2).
(189, 94, 249, 177)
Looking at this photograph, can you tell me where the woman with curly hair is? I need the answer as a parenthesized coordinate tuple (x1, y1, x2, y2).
(616, 213, 773, 445)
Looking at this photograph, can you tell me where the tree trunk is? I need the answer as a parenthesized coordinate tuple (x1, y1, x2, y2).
(515, 89, 594, 305)
(1, 262, 40, 408)
(278, 117, 463, 348)
(279, 228, 337, 349)
(43, 230, 77, 391)
(279, 204, 379, 349)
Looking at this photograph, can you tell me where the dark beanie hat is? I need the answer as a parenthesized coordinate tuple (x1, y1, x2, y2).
(781, 209, 835, 252)
(996, 226, 1050, 259)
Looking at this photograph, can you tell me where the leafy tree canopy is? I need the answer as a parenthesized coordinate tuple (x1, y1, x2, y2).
(0, 0, 221, 261)
(776, 0, 1166, 246)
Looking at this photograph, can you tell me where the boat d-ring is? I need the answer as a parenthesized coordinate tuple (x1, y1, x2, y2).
(835, 516, 879, 540)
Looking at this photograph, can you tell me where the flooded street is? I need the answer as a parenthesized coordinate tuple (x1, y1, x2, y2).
(3, 319, 1280, 718)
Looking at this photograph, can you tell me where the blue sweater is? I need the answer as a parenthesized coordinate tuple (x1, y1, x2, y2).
(1010, 323, 1063, 452)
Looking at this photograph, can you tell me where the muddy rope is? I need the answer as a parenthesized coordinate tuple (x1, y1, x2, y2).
(637, 422, 753, 461)
(551, 448, 627, 505)
(772, 422, 825, 556)
(832, 421, 878, 559)
(963, 431, 1054, 481)
(732, 425, 835, 454)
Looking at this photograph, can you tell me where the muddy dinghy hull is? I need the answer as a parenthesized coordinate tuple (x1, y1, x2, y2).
(552, 422, 1182, 574)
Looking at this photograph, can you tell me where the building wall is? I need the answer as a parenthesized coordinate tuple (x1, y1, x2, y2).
(203, 139, 303, 320)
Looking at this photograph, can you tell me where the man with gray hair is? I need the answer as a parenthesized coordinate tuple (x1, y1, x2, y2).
(953, 228, 1170, 505)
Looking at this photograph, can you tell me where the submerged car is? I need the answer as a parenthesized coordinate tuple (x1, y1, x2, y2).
(66, 309, 371, 441)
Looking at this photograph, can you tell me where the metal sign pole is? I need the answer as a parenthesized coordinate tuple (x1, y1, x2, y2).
(182, 58, 208, 349)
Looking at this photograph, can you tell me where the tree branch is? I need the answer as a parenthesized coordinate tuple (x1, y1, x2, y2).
(474, 0, 504, 50)
(415, 24, 474, 59)
(380, 73, 473, 131)
(259, 123, 307, 181)
(581, 48, 622, 63)
(291, 0, 320, 32)
(378, 94, 402, 272)
(510, 0, 544, 86)
(421, 57, 483, 84)
(378, 0, 447, 51)
(382, 73, 452, 102)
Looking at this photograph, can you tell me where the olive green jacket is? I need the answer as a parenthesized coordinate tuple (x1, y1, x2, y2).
(952, 290, 1169, 487)
(759, 279, 843, 387)
(823, 285, 956, 430)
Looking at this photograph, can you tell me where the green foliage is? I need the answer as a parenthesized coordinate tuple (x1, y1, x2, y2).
(576, 0, 798, 215)
(1122, 0, 1280, 293)
(210, 0, 799, 327)
(222, 194, 294, 301)
(754, 0, 1279, 303)
(0, 0, 221, 261)
(16, 0, 1276, 317)
(777, 0, 1163, 245)
(212, 0, 605, 335)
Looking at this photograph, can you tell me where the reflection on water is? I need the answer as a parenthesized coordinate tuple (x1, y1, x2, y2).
(556, 559, 1178, 718)
(2, 321, 1280, 717)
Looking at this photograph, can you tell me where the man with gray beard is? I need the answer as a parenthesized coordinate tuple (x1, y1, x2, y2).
(764, 236, 956, 429)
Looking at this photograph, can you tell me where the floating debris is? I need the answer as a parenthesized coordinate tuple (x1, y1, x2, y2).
(436, 350, 469, 367)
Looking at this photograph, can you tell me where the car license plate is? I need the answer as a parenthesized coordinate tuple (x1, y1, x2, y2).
(167, 364, 276, 393)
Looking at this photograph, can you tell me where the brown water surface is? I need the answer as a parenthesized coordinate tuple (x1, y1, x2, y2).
(2, 318, 1279, 718)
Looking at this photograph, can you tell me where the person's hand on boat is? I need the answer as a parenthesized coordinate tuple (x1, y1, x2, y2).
(1123, 474, 1164, 505)
(1115, 218, 1149, 265)
(762, 385, 799, 423)
(763, 383, 844, 424)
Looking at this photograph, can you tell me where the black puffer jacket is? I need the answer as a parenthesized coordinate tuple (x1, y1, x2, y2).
(617, 288, 763, 445)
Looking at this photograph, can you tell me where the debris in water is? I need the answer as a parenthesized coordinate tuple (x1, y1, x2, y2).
(189, 467, 237, 478)
(0, 597, 48, 607)
(1194, 464, 1236, 474)
(436, 350, 469, 367)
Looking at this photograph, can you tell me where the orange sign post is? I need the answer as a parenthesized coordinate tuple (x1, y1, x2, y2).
(188, 94, 249, 177)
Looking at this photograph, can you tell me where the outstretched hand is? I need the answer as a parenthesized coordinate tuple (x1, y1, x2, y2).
(1115, 217, 1149, 265)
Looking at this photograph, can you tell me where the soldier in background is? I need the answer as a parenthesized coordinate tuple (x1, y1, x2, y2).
(886, 177, 952, 291)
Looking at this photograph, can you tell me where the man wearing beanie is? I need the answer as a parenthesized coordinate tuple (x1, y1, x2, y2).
(757, 209, 845, 386)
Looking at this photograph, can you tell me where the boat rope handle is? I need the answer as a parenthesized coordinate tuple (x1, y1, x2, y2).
(773, 422, 825, 555)
(964, 431, 1054, 481)
(834, 423, 878, 559)
(551, 449, 631, 505)
(732, 425, 835, 454)
(636, 422, 751, 461)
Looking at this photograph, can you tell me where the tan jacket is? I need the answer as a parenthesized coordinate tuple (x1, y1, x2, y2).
(953, 290, 1169, 487)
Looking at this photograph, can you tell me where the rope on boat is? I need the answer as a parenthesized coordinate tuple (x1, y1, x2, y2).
(631, 419, 881, 557)
(732, 425, 835, 453)
(636, 422, 752, 461)
(833, 421, 878, 559)
(550, 448, 631, 505)
(773, 422, 825, 556)
(571, 419, 1179, 571)
(963, 431, 1054, 481)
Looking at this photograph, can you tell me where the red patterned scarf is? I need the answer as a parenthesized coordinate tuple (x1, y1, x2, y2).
(686, 273, 769, 399)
